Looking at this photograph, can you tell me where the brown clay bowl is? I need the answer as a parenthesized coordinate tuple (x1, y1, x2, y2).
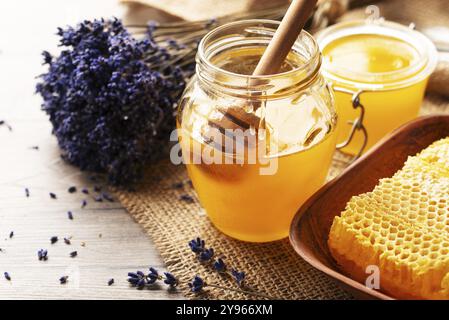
(290, 115, 449, 300)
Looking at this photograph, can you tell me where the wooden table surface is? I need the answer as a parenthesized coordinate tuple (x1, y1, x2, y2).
(0, 0, 182, 300)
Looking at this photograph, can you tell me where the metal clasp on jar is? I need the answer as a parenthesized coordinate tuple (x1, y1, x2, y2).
(332, 86, 368, 161)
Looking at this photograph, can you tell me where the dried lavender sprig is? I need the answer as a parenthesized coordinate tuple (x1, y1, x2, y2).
(188, 275, 276, 299)
(188, 237, 245, 287)
(127, 267, 178, 289)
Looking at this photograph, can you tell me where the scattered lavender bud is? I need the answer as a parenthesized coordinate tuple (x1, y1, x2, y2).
(180, 194, 194, 203)
(128, 270, 149, 289)
(128, 272, 139, 279)
(187, 180, 193, 188)
(63, 237, 71, 245)
(67, 186, 77, 193)
(59, 276, 68, 284)
(163, 272, 178, 287)
(199, 248, 214, 262)
(38, 249, 48, 261)
(213, 258, 226, 272)
(188, 237, 205, 253)
(25, 188, 30, 197)
(94, 195, 103, 202)
(81, 188, 89, 194)
(49, 192, 57, 199)
(231, 269, 245, 287)
(50, 236, 58, 244)
(127, 271, 146, 289)
(9, 231, 13, 239)
(108, 278, 114, 286)
(172, 182, 183, 189)
(147, 267, 159, 284)
(188, 275, 204, 293)
(136, 278, 146, 289)
(93, 186, 101, 192)
(67, 211, 73, 220)
(81, 199, 87, 208)
(4, 272, 11, 281)
(101, 192, 114, 202)
(70, 251, 77, 258)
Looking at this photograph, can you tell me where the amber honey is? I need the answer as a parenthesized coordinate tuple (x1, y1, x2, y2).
(179, 126, 336, 242)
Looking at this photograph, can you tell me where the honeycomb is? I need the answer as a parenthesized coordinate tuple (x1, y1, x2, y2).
(328, 137, 449, 299)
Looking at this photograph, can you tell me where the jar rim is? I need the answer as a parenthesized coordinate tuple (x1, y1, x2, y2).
(197, 19, 321, 84)
(316, 19, 438, 90)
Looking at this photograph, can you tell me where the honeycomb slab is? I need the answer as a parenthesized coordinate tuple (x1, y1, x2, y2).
(328, 137, 449, 299)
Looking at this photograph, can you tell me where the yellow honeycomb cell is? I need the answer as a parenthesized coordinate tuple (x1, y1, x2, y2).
(328, 137, 449, 299)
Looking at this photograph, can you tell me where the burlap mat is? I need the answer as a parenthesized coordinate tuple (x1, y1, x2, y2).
(114, 0, 449, 299)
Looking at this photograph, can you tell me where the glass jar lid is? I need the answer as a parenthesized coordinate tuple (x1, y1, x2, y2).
(316, 19, 438, 90)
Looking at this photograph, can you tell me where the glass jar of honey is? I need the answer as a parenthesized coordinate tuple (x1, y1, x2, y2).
(176, 20, 338, 242)
(316, 20, 438, 155)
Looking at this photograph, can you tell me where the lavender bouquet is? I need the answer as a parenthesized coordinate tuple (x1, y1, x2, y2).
(36, 19, 185, 186)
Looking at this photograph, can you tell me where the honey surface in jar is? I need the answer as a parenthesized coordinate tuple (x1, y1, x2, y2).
(178, 47, 336, 242)
(322, 33, 427, 155)
(323, 34, 420, 76)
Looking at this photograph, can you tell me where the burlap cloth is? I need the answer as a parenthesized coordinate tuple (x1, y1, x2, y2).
(114, 0, 449, 299)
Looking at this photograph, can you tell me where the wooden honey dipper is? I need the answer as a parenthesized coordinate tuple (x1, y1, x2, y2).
(207, 0, 319, 146)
